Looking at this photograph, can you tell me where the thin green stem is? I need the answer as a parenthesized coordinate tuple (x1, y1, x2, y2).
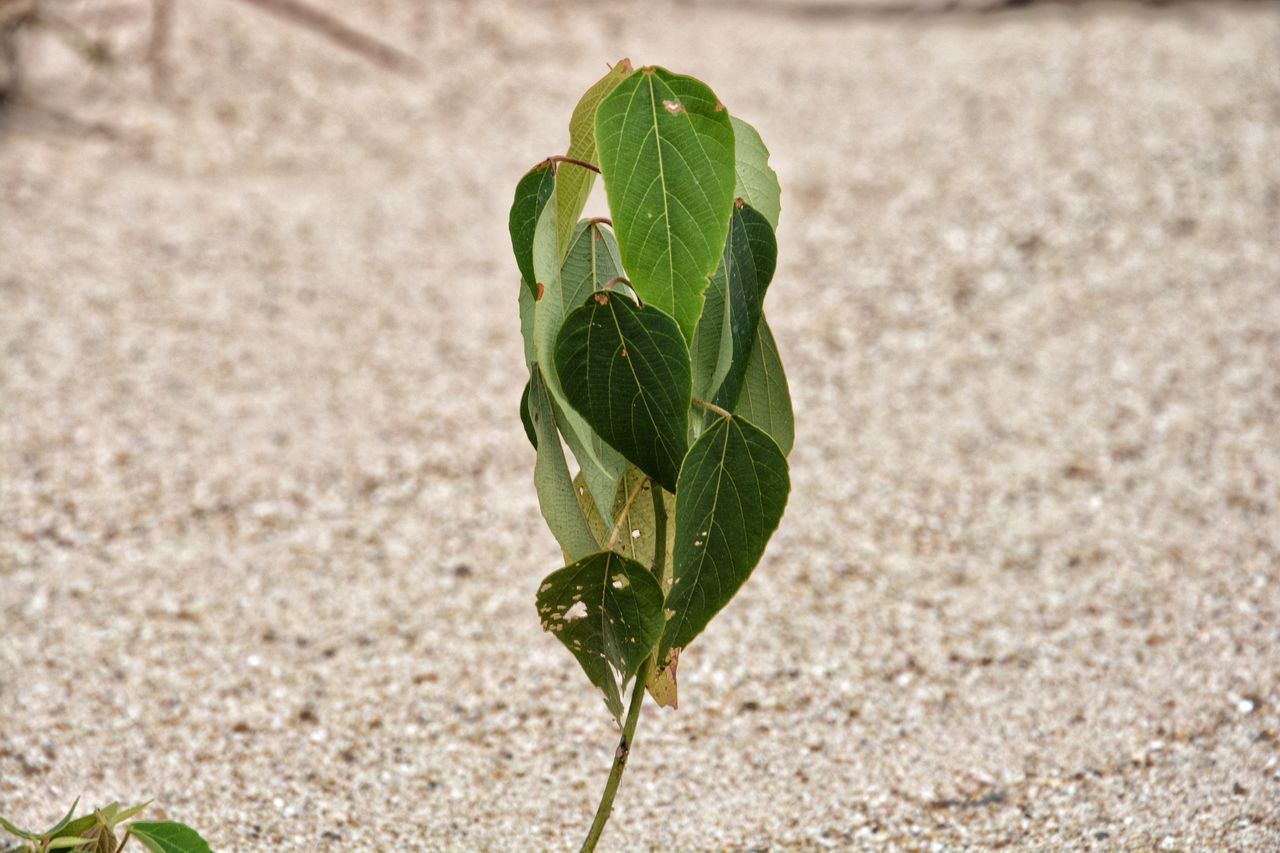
(580, 494, 667, 853)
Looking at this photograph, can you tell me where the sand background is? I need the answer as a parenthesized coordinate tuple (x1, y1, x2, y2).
(2, 0, 1279, 849)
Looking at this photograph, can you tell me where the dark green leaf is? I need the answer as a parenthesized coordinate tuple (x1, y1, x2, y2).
(730, 116, 781, 230)
(509, 161, 556, 298)
(595, 67, 736, 342)
(690, 201, 776, 414)
(536, 551, 665, 721)
(527, 369, 599, 562)
(659, 415, 790, 664)
(519, 379, 537, 450)
(555, 59, 633, 259)
(555, 290, 690, 492)
(734, 317, 794, 456)
(127, 822, 213, 853)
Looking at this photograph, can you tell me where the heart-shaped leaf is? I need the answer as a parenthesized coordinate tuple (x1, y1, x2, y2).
(734, 317, 794, 456)
(595, 66, 736, 342)
(128, 822, 213, 853)
(536, 551, 665, 721)
(555, 59, 633, 259)
(509, 161, 556, 298)
(555, 290, 690, 492)
(659, 414, 790, 664)
(690, 201, 776, 414)
(730, 116, 781, 230)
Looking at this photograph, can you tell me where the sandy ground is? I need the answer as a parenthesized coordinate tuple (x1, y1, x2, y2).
(2, 0, 1279, 849)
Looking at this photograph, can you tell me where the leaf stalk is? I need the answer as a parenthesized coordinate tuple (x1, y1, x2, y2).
(580, 492, 667, 852)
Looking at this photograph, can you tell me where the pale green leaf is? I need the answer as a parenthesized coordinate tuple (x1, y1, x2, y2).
(518, 279, 536, 370)
(44, 798, 81, 836)
(659, 415, 790, 663)
(595, 66, 736, 342)
(127, 822, 212, 853)
(734, 317, 794, 456)
(0, 816, 38, 841)
(555, 290, 690, 491)
(528, 369, 599, 562)
(536, 551, 665, 721)
(46, 838, 93, 850)
(689, 201, 776, 415)
(730, 116, 781, 230)
(556, 59, 634, 259)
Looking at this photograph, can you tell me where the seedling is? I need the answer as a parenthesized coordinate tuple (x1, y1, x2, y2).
(510, 59, 794, 850)
(1, 799, 211, 853)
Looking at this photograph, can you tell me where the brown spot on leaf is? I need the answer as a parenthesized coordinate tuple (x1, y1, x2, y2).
(593, 292, 610, 305)
(734, 197, 745, 209)
(536, 281, 545, 301)
(616, 57, 633, 72)
(663, 99, 685, 114)
(641, 66, 657, 76)
(715, 100, 725, 112)
(647, 648, 680, 709)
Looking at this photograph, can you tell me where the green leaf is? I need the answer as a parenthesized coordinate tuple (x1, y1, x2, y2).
(528, 369, 599, 562)
(519, 378, 537, 450)
(46, 838, 94, 850)
(127, 823, 213, 853)
(536, 551, 665, 721)
(555, 59, 634, 259)
(734, 317, 794, 456)
(518, 280, 536, 370)
(659, 415, 790, 664)
(44, 798, 81, 836)
(689, 201, 776, 414)
(52, 815, 99, 842)
(0, 815, 38, 841)
(532, 202, 626, 524)
(730, 116, 781, 230)
(112, 802, 151, 827)
(555, 290, 691, 492)
(509, 161, 556, 298)
(595, 66, 736, 342)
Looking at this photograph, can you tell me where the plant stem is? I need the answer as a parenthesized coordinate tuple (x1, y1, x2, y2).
(691, 395, 733, 420)
(580, 494, 667, 853)
(549, 155, 601, 174)
(607, 475, 650, 551)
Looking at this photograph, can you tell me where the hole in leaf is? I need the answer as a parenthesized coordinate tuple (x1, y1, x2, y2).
(563, 601, 588, 621)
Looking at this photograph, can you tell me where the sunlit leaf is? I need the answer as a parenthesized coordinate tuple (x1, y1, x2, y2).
(730, 116, 781, 230)
(596, 66, 736, 342)
(0, 815, 38, 841)
(556, 59, 633, 259)
(555, 290, 690, 492)
(127, 822, 213, 853)
(659, 415, 790, 664)
(536, 551, 665, 721)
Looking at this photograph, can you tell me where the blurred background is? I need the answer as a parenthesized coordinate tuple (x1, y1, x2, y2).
(2, 0, 1278, 849)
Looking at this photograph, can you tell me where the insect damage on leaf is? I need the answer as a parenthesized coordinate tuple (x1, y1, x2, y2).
(514, 60, 790, 850)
